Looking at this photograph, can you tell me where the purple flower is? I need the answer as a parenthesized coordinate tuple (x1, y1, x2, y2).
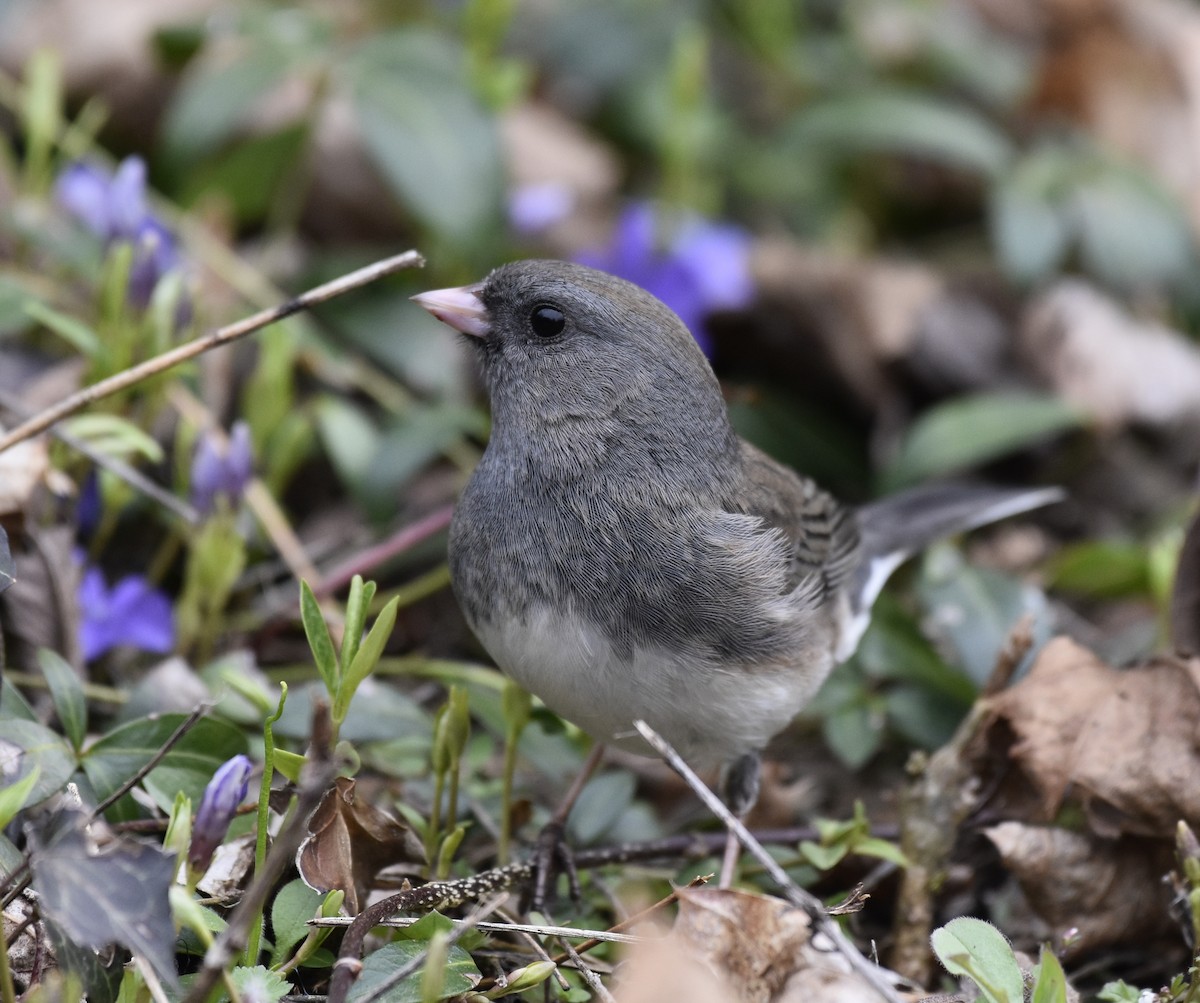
(78, 565, 175, 661)
(575, 202, 754, 355)
(507, 182, 576, 235)
(190, 422, 254, 516)
(189, 754, 254, 871)
(55, 156, 184, 310)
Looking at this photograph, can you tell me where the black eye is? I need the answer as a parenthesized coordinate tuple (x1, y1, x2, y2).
(530, 304, 565, 338)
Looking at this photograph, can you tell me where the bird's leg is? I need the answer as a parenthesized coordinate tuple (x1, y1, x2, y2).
(718, 751, 762, 887)
(528, 742, 606, 912)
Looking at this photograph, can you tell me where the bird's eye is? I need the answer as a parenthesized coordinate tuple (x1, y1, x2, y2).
(530, 305, 565, 338)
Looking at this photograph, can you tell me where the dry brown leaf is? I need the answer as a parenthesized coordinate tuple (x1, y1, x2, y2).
(985, 636, 1200, 836)
(196, 833, 255, 904)
(617, 887, 886, 1003)
(1022, 282, 1200, 430)
(295, 777, 425, 914)
(0, 436, 48, 518)
(985, 821, 1175, 956)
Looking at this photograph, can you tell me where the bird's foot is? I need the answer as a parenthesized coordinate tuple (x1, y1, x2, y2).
(525, 818, 582, 913)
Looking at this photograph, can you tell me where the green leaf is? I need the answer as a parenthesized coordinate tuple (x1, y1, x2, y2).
(230, 965, 290, 1003)
(37, 648, 87, 751)
(0, 719, 77, 805)
(268, 879, 325, 968)
(1031, 944, 1069, 1003)
(1072, 169, 1192, 289)
(990, 180, 1069, 284)
(344, 28, 504, 241)
(180, 124, 309, 224)
(300, 581, 339, 695)
(272, 749, 307, 784)
(918, 544, 1052, 686)
(0, 767, 40, 829)
(61, 413, 165, 463)
(345, 941, 481, 1003)
(853, 836, 909, 868)
(25, 300, 100, 355)
(1096, 981, 1143, 1002)
(931, 917, 1024, 1003)
(340, 576, 377, 679)
(81, 714, 247, 817)
(568, 770, 636, 845)
(336, 597, 400, 723)
(787, 90, 1015, 178)
(821, 696, 883, 770)
(1048, 539, 1150, 599)
(799, 840, 847, 871)
(315, 396, 382, 491)
(162, 51, 292, 163)
(1, 676, 38, 721)
(884, 392, 1083, 490)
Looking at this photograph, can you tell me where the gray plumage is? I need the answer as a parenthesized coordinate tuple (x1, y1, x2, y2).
(415, 259, 1059, 773)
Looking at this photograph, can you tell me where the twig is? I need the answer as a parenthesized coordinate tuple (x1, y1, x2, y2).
(313, 504, 456, 598)
(94, 703, 212, 816)
(133, 955, 173, 1003)
(181, 700, 337, 1003)
(549, 875, 708, 964)
(0, 250, 425, 455)
(311, 914, 643, 946)
(557, 934, 616, 1003)
(633, 719, 905, 1003)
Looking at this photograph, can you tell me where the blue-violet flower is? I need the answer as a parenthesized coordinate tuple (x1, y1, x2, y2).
(190, 422, 254, 516)
(55, 156, 185, 309)
(77, 564, 175, 661)
(575, 202, 753, 355)
(189, 754, 254, 871)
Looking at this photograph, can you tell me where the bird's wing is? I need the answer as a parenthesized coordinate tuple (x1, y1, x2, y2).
(732, 440, 862, 597)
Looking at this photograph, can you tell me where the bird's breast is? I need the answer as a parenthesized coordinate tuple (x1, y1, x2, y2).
(467, 602, 834, 768)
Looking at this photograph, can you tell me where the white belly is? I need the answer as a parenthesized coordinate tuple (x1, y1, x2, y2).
(471, 604, 833, 769)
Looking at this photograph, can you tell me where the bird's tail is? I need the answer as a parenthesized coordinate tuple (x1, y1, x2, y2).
(837, 484, 1063, 660)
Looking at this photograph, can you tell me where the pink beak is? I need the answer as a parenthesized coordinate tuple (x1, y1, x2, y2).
(411, 284, 490, 339)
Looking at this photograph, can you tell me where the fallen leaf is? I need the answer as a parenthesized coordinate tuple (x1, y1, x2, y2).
(617, 887, 889, 1003)
(982, 636, 1200, 836)
(984, 821, 1174, 957)
(296, 777, 425, 914)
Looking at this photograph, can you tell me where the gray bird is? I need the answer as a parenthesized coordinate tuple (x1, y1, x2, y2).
(414, 259, 1059, 854)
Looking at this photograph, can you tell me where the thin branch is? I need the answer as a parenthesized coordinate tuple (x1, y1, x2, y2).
(557, 934, 616, 1003)
(94, 703, 212, 816)
(633, 719, 906, 1003)
(313, 504, 455, 598)
(311, 915, 644, 946)
(0, 250, 425, 455)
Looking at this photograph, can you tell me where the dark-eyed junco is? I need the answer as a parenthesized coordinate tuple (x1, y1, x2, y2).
(413, 260, 1058, 830)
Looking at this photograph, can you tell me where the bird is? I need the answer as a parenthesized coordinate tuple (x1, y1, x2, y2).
(413, 259, 1060, 883)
